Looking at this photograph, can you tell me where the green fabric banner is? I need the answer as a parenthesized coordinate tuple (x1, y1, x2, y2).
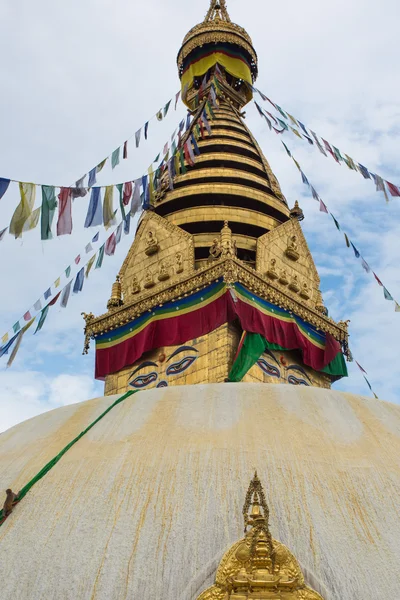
(228, 332, 347, 383)
(0, 390, 136, 525)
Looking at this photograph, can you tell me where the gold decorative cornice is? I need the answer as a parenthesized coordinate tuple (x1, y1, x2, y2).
(196, 473, 324, 599)
(82, 256, 348, 353)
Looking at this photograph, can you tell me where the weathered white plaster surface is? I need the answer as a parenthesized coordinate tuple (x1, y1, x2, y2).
(0, 383, 399, 600)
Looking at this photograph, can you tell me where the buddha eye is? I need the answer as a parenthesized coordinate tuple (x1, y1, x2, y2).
(257, 359, 281, 379)
(129, 372, 157, 389)
(166, 356, 197, 376)
(288, 375, 309, 386)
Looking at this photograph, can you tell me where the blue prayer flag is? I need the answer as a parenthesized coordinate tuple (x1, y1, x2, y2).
(85, 187, 103, 228)
(358, 164, 371, 179)
(0, 333, 19, 357)
(44, 288, 52, 300)
(0, 178, 10, 200)
(144, 122, 149, 140)
(73, 268, 85, 294)
(88, 168, 97, 188)
(351, 243, 360, 258)
(92, 232, 99, 243)
(124, 214, 131, 235)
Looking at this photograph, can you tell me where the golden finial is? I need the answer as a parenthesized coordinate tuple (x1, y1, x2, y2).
(204, 0, 231, 22)
(107, 275, 124, 310)
(290, 200, 305, 221)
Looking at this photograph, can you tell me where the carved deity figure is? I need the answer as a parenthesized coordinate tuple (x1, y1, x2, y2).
(300, 281, 310, 300)
(279, 269, 289, 285)
(175, 252, 184, 274)
(131, 276, 140, 295)
(143, 270, 155, 289)
(158, 261, 170, 282)
(266, 258, 278, 280)
(145, 230, 160, 256)
(289, 274, 300, 293)
(285, 235, 300, 261)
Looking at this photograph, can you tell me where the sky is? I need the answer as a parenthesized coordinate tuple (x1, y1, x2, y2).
(0, 0, 399, 432)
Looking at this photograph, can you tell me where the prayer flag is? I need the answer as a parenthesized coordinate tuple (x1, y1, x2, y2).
(192, 134, 200, 156)
(60, 281, 72, 308)
(163, 142, 169, 155)
(105, 232, 116, 256)
(383, 287, 393, 301)
(34, 306, 49, 334)
(298, 121, 310, 136)
(10, 182, 36, 238)
(373, 272, 383, 286)
(73, 268, 85, 293)
(34, 300, 42, 312)
(0, 178, 10, 200)
(123, 141, 128, 159)
(179, 119, 185, 132)
(88, 168, 97, 188)
(156, 110, 163, 121)
(275, 105, 287, 119)
(86, 255, 96, 278)
(111, 148, 120, 169)
(310, 131, 327, 156)
(116, 184, 125, 220)
(319, 200, 328, 213)
(281, 142, 291, 157)
(55, 278, 60, 288)
(0, 333, 18, 359)
(97, 159, 107, 173)
(48, 291, 61, 305)
(115, 222, 123, 245)
(0, 228, 7, 241)
(287, 113, 298, 127)
(395, 302, 400, 312)
(131, 179, 141, 216)
(186, 113, 191, 131)
(386, 181, 400, 197)
(65, 266, 71, 278)
(103, 186, 116, 229)
(301, 171, 309, 186)
(202, 112, 211, 135)
(7, 320, 35, 367)
(142, 175, 150, 210)
(290, 127, 303, 139)
(41, 185, 57, 241)
(57, 188, 72, 236)
(144, 122, 149, 140)
(23, 311, 32, 322)
(344, 154, 357, 170)
(179, 148, 187, 174)
(123, 181, 133, 206)
(322, 139, 339, 163)
(351, 243, 360, 258)
(89, 185, 108, 214)
(331, 214, 341, 230)
(44, 288, 51, 299)
(124, 214, 131, 235)
(277, 118, 288, 131)
(85, 243, 93, 254)
(135, 129, 141, 148)
(310, 186, 320, 201)
(148, 166, 155, 204)
(95, 244, 105, 269)
(22, 207, 41, 233)
(75, 255, 81, 265)
(1, 333, 8, 345)
(167, 159, 174, 191)
(186, 141, 195, 166)
(175, 91, 180, 109)
(361, 258, 371, 273)
(356, 361, 367, 374)
(92, 232, 99, 243)
(344, 233, 350, 248)
(332, 146, 343, 162)
(357, 164, 371, 179)
(164, 100, 171, 117)
(13, 322, 20, 334)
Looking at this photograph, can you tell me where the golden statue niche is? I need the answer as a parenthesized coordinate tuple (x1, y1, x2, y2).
(197, 472, 323, 599)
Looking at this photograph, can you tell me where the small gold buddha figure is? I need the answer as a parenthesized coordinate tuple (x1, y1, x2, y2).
(288, 274, 300, 293)
(279, 269, 289, 285)
(145, 230, 159, 256)
(143, 269, 155, 289)
(266, 258, 278, 280)
(300, 281, 310, 300)
(220, 221, 237, 258)
(175, 252, 184, 274)
(209, 237, 222, 261)
(131, 275, 140, 295)
(285, 235, 300, 261)
(158, 261, 170, 282)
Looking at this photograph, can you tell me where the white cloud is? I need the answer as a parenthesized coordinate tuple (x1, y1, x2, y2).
(0, 0, 399, 430)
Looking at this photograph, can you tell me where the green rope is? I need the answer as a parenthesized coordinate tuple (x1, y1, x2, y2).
(0, 390, 137, 524)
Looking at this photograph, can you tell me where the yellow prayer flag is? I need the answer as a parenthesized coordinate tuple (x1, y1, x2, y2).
(10, 183, 36, 238)
(54, 278, 61, 288)
(395, 302, 400, 313)
(86, 255, 96, 278)
(103, 186, 115, 230)
(22, 207, 41, 233)
(292, 158, 301, 171)
(2, 333, 9, 345)
(290, 127, 303, 139)
(287, 113, 298, 127)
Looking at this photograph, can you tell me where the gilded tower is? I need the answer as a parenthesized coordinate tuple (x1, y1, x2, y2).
(83, 0, 349, 395)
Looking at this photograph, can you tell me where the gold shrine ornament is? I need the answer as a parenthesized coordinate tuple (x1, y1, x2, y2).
(196, 472, 324, 599)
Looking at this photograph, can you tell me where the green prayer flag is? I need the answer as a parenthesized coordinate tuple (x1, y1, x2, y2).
(96, 159, 107, 173)
(179, 148, 187, 174)
(111, 148, 120, 170)
(34, 306, 49, 335)
(163, 100, 172, 117)
(95, 245, 105, 269)
(116, 183, 126, 220)
(13, 322, 21, 334)
(41, 186, 57, 240)
(65, 266, 71, 278)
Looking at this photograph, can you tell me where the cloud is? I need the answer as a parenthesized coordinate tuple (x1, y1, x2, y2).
(0, 0, 399, 430)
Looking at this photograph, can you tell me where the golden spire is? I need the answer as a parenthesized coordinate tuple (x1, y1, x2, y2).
(204, 0, 231, 23)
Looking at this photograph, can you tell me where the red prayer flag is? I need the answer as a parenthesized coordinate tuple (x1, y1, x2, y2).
(322, 139, 339, 163)
(123, 181, 133, 206)
(184, 143, 194, 167)
(319, 199, 329, 213)
(123, 141, 128, 159)
(105, 233, 116, 256)
(23, 311, 32, 322)
(49, 291, 61, 306)
(356, 361, 368, 374)
(386, 181, 400, 197)
(199, 120, 205, 139)
(373, 272, 383, 286)
(57, 188, 72, 236)
(75, 255, 81, 265)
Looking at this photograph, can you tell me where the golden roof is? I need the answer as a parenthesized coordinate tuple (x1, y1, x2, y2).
(177, 0, 258, 79)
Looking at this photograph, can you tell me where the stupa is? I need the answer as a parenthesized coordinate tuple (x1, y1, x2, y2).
(1, 2, 400, 599)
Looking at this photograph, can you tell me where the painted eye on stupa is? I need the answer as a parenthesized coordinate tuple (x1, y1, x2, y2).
(166, 355, 197, 376)
(257, 359, 281, 378)
(129, 372, 158, 389)
(288, 375, 309, 386)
